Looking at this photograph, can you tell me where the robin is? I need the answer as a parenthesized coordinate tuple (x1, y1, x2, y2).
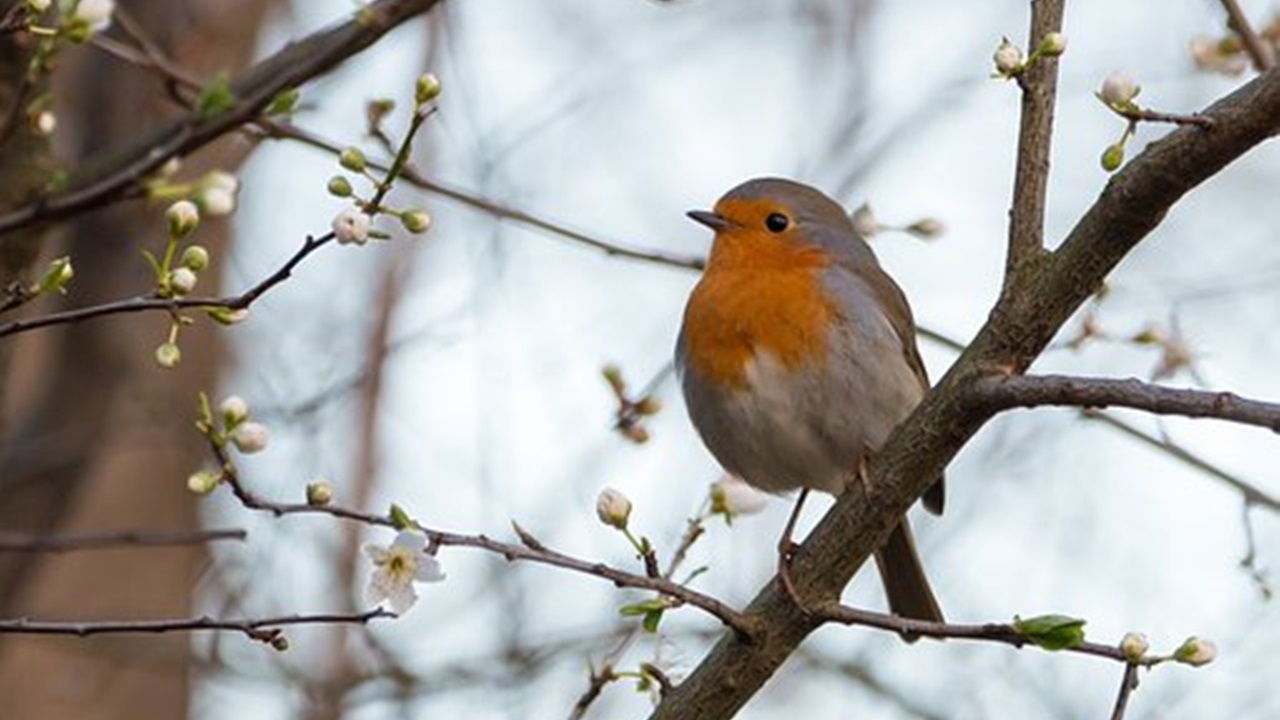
(676, 177, 944, 622)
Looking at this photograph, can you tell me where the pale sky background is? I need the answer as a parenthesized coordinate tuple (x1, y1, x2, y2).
(196, 1, 1279, 718)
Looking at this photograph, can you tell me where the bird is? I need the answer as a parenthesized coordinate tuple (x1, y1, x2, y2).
(675, 177, 944, 623)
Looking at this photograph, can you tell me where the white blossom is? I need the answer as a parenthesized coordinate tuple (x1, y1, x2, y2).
(710, 474, 767, 519)
(364, 531, 445, 614)
(1175, 636, 1218, 667)
(596, 487, 632, 530)
(1120, 632, 1149, 662)
(73, 0, 115, 32)
(332, 207, 372, 245)
(231, 421, 269, 454)
(1099, 71, 1139, 107)
(993, 38, 1024, 75)
(218, 395, 250, 426)
(197, 171, 239, 216)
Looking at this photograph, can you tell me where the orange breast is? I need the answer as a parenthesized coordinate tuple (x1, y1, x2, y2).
(681, 232, 836, 389)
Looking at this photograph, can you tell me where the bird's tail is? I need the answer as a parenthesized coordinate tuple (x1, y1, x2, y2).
(874, 518, 944, 629)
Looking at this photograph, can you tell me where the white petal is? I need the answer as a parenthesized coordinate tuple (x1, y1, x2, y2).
(385, 581, 418, 614)
(415, 554, 446, 583)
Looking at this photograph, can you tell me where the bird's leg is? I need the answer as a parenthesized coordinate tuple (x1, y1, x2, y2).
(777, 487, 810, 612)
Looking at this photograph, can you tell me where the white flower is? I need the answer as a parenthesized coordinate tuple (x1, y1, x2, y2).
(168, 267, 198, 295)
(364, 531, 445, 614)
(166, 200, 200, 238)
(231, 421, 269, 454)
(73, 0, 115, 32)
(332, 207, 372, 245)
(218, 395, 250, 426)
(993, 38, 1024, 75)
(1099, 71, 1140, 107)
(186, 470, 220, 496)
(1175, 636, 1218, 667)
(1120, 632, 1149, 662)
(197, 171, 239, 216)
(710, 474, 767, 519)
(596, 487, 632, 530)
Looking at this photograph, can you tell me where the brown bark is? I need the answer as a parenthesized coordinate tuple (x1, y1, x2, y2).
(0, 1, 275, 718)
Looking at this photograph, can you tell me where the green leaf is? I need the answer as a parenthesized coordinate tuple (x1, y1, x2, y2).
(265, 88, 300, 116)
(642, 609, 663, 634)
(618, 597, 671, 617)
(1013, 614, 1087, 651)
(196, 72, 236, 118)
(388, 503, 415, 530)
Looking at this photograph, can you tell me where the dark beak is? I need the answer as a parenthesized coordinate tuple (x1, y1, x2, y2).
(687, 209, 731, 231)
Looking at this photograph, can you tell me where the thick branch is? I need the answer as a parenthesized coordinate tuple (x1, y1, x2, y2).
(1002, 0, 1065, 290)
(649, 61, 1280, 720)
(972, 374, 1280, 432)
(0, 0, 444, 241)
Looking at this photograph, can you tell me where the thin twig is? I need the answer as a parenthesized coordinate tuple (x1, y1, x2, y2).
(1083, 410, 1280, 511)
(0, 610, 392, 646)
(1117, 108, 1216, 129)
(1002, 0, 1065, 291)
(1219, 0, 1276, 72)
(0, 528, 246, 552)
(208, 442, 754, 637)
(971, 373, 1280, 433)
(1109, 663, 1141, 720)
(0, 233, 332, 339)
(812, 601, 1137, 665)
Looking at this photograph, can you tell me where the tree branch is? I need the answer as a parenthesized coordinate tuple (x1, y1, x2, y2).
(0, 233, 331, 339)
(0, 0, 444, 241)
(972, 373, 1280, 432)
(1219, 0, 1276, 72)
(0, 610, 391, 646)
(648, 59, 1280, 720)
(1003, 0, 1065, 291)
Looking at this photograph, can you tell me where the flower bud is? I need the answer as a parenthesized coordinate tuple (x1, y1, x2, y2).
(34, 111, 56, 135)
(1101, 143, 1125, 172)
(168, 267, 198, 296)
(710, 474, 767, 519)
(166, 200, 200, 238)
(181, 245, 210, 271)
(197, 171, 239, 216)
(332, 207, 372, 245)
(1099, 71, 1140, 107)
(415, 73, 442, 104)
(1120, 632, 1149, 662)
(231, 421, 270, 454)
(400, 209, 432, 234)
(339, 148, 367, 172)
(219, 395, 250, 427)
(35, 256, 73, 295)
(71, 0, 114, 34)
(906, 218, 945, 239)
(596, 487, 632, 531)
(327, 175, 354, 197)
(306, 481, 334, 506)
(850, 203, 878, 238)
(186, 470, 221, 495)
(207, 307, 249, 325)
(993, 38, 1024, 76)
(155, 342, 182, 368)
(1039, 32, 1067, 57)
(1174, 636, 1217, 667)
(28, 0, 52, 12)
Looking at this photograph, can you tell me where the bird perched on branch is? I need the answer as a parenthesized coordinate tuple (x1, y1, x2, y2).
(676, 177, 944, 623)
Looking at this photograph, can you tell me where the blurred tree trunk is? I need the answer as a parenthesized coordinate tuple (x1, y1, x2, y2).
(0, 1, 276, 717)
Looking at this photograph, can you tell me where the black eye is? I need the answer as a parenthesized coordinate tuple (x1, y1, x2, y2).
(765, 213, 789, 233)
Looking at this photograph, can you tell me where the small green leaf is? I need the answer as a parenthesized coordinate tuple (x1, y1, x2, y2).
(619, 597, 671, 617)
(642, 609, 663, 634)
(388, 503, 415, 530)
(265, 88, 300, 116)
(196, 72, 236, 118)
(1013, 614, 1087, 650)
